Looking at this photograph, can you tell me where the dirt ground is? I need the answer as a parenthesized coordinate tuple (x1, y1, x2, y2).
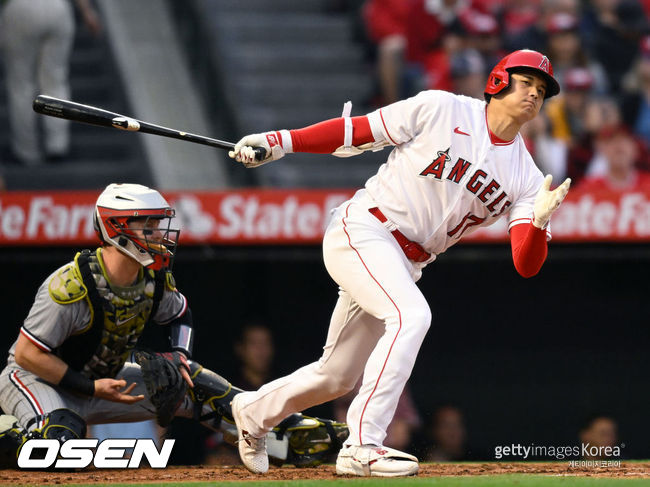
(1, 462, 649, 484)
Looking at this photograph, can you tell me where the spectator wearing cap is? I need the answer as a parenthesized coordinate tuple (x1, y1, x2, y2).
(500, 0, 541, 39)
(545, 67, 596, 143)
(449, 48, 486, 98)
(578, 123, 650, 191)
(546, 12, 609, 94)
(621, 35, 650, 146)
(459, 9, 504, 72)
(504, 0, 579, 53)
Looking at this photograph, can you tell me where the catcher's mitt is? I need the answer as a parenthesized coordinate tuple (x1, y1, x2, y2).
(134, 351, 188, 427)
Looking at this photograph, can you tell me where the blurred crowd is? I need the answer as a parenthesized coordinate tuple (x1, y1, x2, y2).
(360, 0, 650, 189)
(2, 0, 649, 194)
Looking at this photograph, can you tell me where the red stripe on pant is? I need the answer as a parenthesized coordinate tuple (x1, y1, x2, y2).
(10, 370, 45, 428)
(341, 203, 402, 444)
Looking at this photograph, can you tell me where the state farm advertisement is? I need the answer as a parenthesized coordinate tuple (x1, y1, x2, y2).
(0, 189, 354, 246)
(0, 188, 648, 246)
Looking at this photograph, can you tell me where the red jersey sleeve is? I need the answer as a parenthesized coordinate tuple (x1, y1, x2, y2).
(290, 116, 374, 153)
(510, 222, 548, 278)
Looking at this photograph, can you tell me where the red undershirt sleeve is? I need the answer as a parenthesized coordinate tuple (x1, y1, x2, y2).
(510, 222, 548, 278)
(290, 116, 374, 153)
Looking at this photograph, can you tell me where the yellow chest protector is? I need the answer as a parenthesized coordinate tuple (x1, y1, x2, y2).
(51, 249, 170, 379)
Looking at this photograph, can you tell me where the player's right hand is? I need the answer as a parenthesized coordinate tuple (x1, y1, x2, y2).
(93, 378, 145, 404)
(229, 131, 287, 168)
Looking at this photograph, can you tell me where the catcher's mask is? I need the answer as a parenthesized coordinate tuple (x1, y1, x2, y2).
(484, 49, 560, 101)
(94, 183, 179, 271)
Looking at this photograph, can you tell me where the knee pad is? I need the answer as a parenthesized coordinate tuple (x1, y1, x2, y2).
(37, 409, 86, 442)
(0, 414, 26, 468)
(188, 361, 241, 429)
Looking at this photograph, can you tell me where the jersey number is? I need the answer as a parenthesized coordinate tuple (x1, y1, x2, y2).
(447, 212, 486, 239)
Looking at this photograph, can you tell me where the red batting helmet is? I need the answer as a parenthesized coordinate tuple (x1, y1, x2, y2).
(484, 49, 560, 101)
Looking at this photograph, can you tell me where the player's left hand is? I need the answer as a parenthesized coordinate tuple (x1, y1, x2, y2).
(158, 351, 194, 388)
(533, 174, 571, 229)
(176, 353, 194, 388)
(229, 131, 287, 168)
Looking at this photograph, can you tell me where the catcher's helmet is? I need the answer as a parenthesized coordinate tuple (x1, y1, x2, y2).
(94, 183, 179, 271)
(484, 49, 560, 101)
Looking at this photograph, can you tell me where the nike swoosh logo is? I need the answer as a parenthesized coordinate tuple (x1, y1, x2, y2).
(116, 315, 137, 326)
(454, 126, 470, 136)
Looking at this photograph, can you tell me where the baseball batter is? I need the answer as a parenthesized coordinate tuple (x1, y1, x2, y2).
(228, 50, 572, 476)
(0, 183, 346, 468)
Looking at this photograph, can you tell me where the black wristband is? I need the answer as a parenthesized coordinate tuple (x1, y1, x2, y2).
(59, 367, 95, 396)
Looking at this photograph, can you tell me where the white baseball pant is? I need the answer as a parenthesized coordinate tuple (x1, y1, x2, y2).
(234, 190, 432, 446)
(0, 362, 195, 431)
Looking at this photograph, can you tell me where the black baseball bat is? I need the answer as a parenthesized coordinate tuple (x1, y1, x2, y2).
(33, 95, 267, 161)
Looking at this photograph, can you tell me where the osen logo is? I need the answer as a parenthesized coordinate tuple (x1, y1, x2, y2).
(18, 438, 175, 469)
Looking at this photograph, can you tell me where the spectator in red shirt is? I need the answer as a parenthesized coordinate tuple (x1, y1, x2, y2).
(405, 0, 469, 93)
(362, 0, 411, 104)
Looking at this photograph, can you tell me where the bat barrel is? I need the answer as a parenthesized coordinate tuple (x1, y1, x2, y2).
(33, 95, 267, 161)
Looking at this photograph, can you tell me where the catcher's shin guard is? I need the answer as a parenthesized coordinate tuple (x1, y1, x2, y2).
(188, 361, 241, 430)
(274, 415, 349, 467)
(218, 412, 349, 468)
(0, 415, 27, 468)
(35, 409, 87, 442)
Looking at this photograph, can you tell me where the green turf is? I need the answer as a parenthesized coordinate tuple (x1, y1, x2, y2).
(25, 476, 650, 487)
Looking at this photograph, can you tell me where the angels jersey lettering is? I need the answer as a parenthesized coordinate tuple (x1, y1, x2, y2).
(365, 90, 550, 256)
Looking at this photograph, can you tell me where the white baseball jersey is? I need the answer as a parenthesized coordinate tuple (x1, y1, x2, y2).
(364, 90, 550, 256)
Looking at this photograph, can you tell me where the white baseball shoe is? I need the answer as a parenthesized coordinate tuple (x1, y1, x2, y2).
(231, 394, 269, 474)
(336, 444, 419, 477)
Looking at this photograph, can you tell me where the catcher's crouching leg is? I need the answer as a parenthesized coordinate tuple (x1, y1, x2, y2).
(187, 360, 240, 432)
(0, 409, 86, 468)
(35, 409, 87, 441)
(186, 361, 349, 467)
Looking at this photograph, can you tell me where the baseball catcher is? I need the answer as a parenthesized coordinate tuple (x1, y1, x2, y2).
(0, 183, 347, 468)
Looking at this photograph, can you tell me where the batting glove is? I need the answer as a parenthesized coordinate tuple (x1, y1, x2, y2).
(229, 130, 292, 168)
(533, 174, 571, 229)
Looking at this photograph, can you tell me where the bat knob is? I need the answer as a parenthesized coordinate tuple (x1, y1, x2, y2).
(254, 147, 267, 162)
